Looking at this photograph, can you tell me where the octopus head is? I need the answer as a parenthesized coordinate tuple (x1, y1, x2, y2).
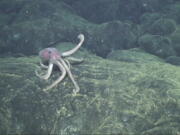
(39, 48, 61, 61)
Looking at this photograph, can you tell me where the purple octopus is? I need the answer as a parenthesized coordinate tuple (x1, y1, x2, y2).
(36, 34, 84, 95)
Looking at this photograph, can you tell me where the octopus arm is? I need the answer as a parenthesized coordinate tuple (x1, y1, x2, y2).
(43, 60, 66, 91)
(60, 58, 80, 94)
(36, 63, 53, 80)
(62, 34, 84, 57)
(40, 60, 48, 69)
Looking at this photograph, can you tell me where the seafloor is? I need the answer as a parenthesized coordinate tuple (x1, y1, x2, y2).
(0, 0, 180, 134)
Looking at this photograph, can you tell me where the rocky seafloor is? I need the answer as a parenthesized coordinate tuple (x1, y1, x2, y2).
(0, 0, 180, 134)
(1, 46, 180, 134)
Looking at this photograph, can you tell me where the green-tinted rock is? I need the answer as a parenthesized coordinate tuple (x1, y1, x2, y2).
(138, 34, 176, 58)
(0, 49, 180, 134)
(107, 48, 163, 63)
(166, 2, 180, 23)
(87, 21, 137, 57)
(0, 1, 95, 55)
(0, 0, 24, 14)
(148, 18, 176, 35)
(0, 14, 12, 26)
(166, 56, 180, 65)
(170, 25, 180, 56)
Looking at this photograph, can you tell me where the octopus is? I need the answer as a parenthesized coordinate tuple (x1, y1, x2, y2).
(36, 34, 85, 95)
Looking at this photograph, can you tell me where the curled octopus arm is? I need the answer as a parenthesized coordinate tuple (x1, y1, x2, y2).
(35, 62, 53, 80)
(40, 60, 48, 69)
(62, 34, 84, 57)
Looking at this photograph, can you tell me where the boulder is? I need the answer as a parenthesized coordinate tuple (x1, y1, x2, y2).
(87, 21, 137, 57)
(107, 48, 163, 63)
(166, 2, 180, 23)
(138, 34, 176, 58)
(166, 56, 180, 65)
(170, 25, 180, 56)
(0, 0, 94, 55)
(148, 18, 176, 36)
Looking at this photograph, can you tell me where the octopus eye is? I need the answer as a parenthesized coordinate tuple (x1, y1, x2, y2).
(48, 50, 52, 54)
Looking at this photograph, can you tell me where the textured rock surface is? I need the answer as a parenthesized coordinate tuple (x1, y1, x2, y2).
(138, 34, 176, 58)
(0, 0, 180, 60)
(86, 21, 137, 57)
(147, 18, 176, 36)
(0, 48, 180, 134)
(0, 0, 180, 134)
(0, 0, 95, 55)
(170, 25, 180, 56)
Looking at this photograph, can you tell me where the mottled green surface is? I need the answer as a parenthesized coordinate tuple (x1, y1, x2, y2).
(170, 25, 180, 56)
(138, 34, 175, 58)
(148, 18, 176, 36)
(0, 49, 180, 135)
